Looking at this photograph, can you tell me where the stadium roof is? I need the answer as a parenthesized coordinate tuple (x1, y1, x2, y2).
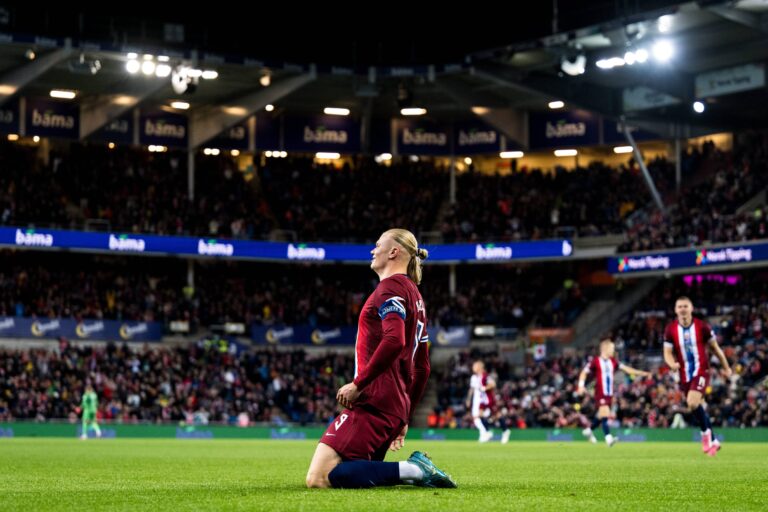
(0, 1, 765, 146)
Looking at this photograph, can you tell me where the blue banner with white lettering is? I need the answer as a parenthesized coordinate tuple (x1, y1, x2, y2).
(454, 121, 502, 155)
(284, 115, 360, 153)
(207, 119, 249, 150)
(602, 120, 660, 144)
(529, 110, 599, 149)
(428, 326, 471, 347)
(0, 98, 19, 134)
(26, 98, 80, 139)
(251, 324, 470, 346)
(609, 242, 768, 275)
(139, 110, 188, 147)
(251, 325, 357, 345)
(0, 316, 162, 341)
(91, 112, 133, 144)
(397, 119, 451, 155)
(0, 227, 571, 263)
(256, 113, 280, 150)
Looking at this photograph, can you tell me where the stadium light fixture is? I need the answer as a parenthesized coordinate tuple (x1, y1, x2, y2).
(170, 101, 190, 110)
(155, 64, 172, 78)
(126, 60, 140, 74)
(50, 89, 76, 99)
(316, 152, 341, 160)
(265, 104, 275, 112)
(560, 54, 586, 76)
(554, 149, 578, 157)
(401, 108, 427, 116)
(141, 60, 156, 75)
(548, 100, 564, 109)
(658, 14, 674, 33)
(614, 146, 633, 154)
(500, 151, 524, 158)
(693, 101, 705, 113)
(652, 40, 674, 63)
(324, 107, 350, 116)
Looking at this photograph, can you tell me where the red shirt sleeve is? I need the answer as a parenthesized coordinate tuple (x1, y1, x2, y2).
(353, 281, 407, 390)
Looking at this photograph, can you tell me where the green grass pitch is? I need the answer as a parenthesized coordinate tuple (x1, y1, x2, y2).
(1, 438, 766, 511)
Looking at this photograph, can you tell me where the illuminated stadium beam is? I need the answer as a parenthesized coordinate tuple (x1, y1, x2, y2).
(80, 82, 167, 140)
(0, 47, 73, 106)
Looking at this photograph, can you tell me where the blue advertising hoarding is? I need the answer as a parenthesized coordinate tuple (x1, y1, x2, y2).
(602, 119, 660, 144)
(207, 119, 249, 150)
(609, 242, 768, 275)
(251, 324, 470, 347)
(26, 98, 79, 139)
(529, 109, 599, 149)
(256, 113, 280, 150)
(91, 112, 133, 144)
(0, 316, 162, 341)
(454, 121, 502, 155)
(0, 227, 573, 264)
(284, 115, 360, 153)
(397, 119, 451, 155)
(139, 110, 188, 147)
(0, 98, 19, 134)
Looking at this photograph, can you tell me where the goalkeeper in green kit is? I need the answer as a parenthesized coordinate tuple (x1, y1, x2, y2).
(80, 384, 102, 440)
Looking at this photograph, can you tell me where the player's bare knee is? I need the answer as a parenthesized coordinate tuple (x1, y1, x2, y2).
(306, 473, 330, 488)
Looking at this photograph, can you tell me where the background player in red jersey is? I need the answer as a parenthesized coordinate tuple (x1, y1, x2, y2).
(577, 339, 651, 446)
(305, 229, 456, 489)
(466, 360, 510, 443)
(664, 296, 732, 456)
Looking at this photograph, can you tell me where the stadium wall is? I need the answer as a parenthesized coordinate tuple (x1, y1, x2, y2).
(2, 423, 767, 442)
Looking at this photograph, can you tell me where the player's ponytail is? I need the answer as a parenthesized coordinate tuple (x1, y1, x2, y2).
(384, 228, 428, 285)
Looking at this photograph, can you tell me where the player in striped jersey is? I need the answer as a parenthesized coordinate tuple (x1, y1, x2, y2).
(663, 296, 732, 456)
(577, 339, 651, 446)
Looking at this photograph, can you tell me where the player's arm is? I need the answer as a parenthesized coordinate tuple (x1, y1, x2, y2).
(576, 366, 589, 395)
(618, 363, 652, 378)
(708, 337, 732, 377)
(663, 343, 680, 371)
(483, 377, 496, 392)
(343, 293, 407, 403)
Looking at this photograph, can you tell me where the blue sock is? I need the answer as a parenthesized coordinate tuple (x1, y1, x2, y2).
(692, 405, 712, 433)
(601, 418, 610, 436)
(590, 417, 600, 430)
(328, 461, 401, 488)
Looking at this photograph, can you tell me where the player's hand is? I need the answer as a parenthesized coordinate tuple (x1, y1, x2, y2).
(721, 367, 733, 378)
(668, 362, 680, 371)
(642, 371, 653, 378)
(576, 386, 585, 396)
(336, 382, 360, 409)
(389, 424, 408, 451)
